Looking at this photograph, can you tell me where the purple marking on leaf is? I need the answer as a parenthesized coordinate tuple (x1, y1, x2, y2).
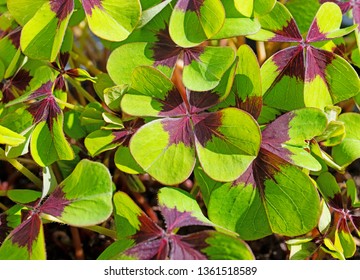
(271, 19, 303, 42)
(10, 213, 41, 253)
(183, 46, 204, 66)
(193, 112, 223, 147)
(152, 27, 182, 68)
(12, 70, 33, 92)
(328, 192, 344, 210)
(50, 0, 74, 21)
(27, 81, 61, 130)
(272, 46, 305, 81)
(305, 46, 335, 82)
(236, 95, 263, 120)
(352, 215, 360, 230)
(82, 0, 102, 16)
(160, 206, 211, 233)
(132, 214, 164, 244)
(112, 118, 144, 146)
(54, 75, 66, 91)
(176, 0, 205, 12)
(124, 238, 168, 260)
(158, 88, 188, 117)
(7, 27, 22, 49)
(39, 188, 71, 217)
(306, 20, 327, 43)
(234, 164, 256, 187)
(0, 213, 11, 244)
(188, 90, 219, 114)
(353, 4, 360, 32)
(260, 111, 294, 163)
(162, 117, 194, 147)
(169, 234, 207, 260)
(234, 148, 289, 196)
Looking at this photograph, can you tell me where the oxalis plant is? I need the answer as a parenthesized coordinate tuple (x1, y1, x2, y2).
(0, 0, 359, 260)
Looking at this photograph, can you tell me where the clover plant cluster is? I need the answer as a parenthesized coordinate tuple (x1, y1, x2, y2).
(0, 0, 359, 260)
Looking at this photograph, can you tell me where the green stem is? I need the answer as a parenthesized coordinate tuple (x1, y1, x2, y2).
(0, 148, 42, 188)
(320, 149, 345, 173)
(66, 77, 98, 104)
(70, 47, 102, 76)
(54, 97, 84, 112)
(41, 214, 117, 239)
(82, 225, 117, 240)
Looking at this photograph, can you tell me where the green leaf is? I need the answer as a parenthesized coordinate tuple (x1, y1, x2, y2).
(0, 125, 25, 146)
(307, 3, 357, 42)
(206, 163, 321, 239)
(196, 108, 261, 182)
(7, 0, 46, 26)
(0, 215, 46, 260)
(202, 231, 254, 260)
(97, 239, 135, 260)
(41, 159, 113, 226)
(64, 110, 87, 140)
(30, 115, 74, 167)
(285, 0, 320, 33)
(318, 200, 331, 234)
(334, 228, 356, 259)
(169, 0, 225, 47)
(113, 191, 143, 238)
(84, 129, 119, 157)
(137, 0, 172, 28)
(7, 189, 41, 204)
(82, 0, 141, 42)
(332, 113, 360, 167)
(183, 46, 235, 91)
(212, 1, 260, 39)
(114, 146, 144, 175)
(158, 187, 213, 225)
(234, 0, 275, 17)
(20, 1, 73, 61)
(121, 66, 174, 117)
(316, 172, 340, 202)
(129, 118, 196, 185)
(286, 237, 317, 260)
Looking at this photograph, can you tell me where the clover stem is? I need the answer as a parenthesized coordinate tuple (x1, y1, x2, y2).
(54, 96, 84, 112)
(66, 77, 98, 103)
(0, 148, 42, 188)
(71, 47, 102, 76)
(82, 225, 117, 240)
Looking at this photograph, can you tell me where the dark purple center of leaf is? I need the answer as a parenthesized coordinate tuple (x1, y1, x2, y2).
(1, 69, 33, 103)
(112, 118, 144, 146)
(151, 26, 204, 68)
(272, 46, 305, 81)
(27, 81, 62, 130)
(305, 46, 335, 82)
(39, 188, 71, 218)
(82, 0, 102, 16)
(188, 90, 219, 114)
(169, 234, 207, 260)
(0, 214, 11, 244)
(272, 19, 302, 42)
(10, 213, 41, 253)
(193, 112, 223, 147)
(152, 27, 183, 68)
(260, 112, 294, 163)
(158, 88, 188, 117)
(162, 117, 193, 147)
(176, 0, 205, 12)
(183, 46, 204, 66)
(161, 206, 212, 232)
(7, 27, 22, 49)
(50, 0, 74, 21)
(306, 20, 327, 43)
(236, 95, 263, 120)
